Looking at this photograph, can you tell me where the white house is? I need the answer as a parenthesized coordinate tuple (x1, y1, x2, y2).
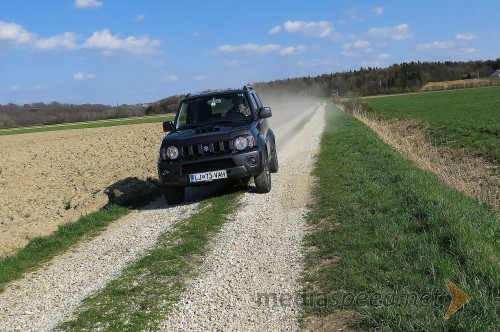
(490, 69, 500, 78)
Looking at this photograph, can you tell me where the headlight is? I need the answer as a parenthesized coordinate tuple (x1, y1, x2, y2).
(233, 135, 255, 151)
(161, 146, 179, 160)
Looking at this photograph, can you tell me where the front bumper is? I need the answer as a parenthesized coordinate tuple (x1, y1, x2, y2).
(157, 148, 265, 187)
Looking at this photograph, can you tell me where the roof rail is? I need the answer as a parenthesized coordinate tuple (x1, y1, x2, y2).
(243, 84, 254, 91)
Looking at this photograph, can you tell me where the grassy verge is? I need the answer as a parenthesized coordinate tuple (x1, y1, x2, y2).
(0, 114, 174, 136)
(59, 189, 240, 331)
(0, 185, 161, 293)
(0, 205, 130, 292)
(303, 103, 499, 330)
(360, 87, 500, 163)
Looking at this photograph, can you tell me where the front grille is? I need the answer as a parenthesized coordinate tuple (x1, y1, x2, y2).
(181, 140, 231, 158)
(182, 159, 235, 174)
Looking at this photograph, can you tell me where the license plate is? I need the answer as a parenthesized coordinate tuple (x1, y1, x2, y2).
(189, 169, 227, 183)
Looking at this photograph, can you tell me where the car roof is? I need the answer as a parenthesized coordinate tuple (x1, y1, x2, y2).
(181, 85, 255, 102)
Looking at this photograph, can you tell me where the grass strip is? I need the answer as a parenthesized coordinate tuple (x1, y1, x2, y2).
(0, 114, 174, 136)
(59, 189, 240, 331)
(0, 205, 130, 292)
(303, 103, 499, 331)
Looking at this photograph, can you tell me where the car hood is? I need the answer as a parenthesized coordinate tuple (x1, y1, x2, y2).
(161, 124, 252, 147)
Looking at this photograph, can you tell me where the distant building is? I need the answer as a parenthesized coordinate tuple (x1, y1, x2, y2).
(461, 71, 480, 79)
(490, 69, 500, 78)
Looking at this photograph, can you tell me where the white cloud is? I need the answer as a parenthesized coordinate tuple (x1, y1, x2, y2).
(367, 23, 412, 40)
(0, 21, 35, 44)
(312, 58, 334, 66)
(458, 47, 477, 55)
(339, 15, 364, 25)
(373, 7, 384, 16)
(224, 59, 242, 67)
(73, 73, 96, 81)
(361, 61, 383, 68)
(134, 14, 147, 22)
(82, 29, 162, 55)
(377, 53, 391, 59)
(163, 75, 179, 82)
(195, 75, 208, 81)
(10, 85, 21, 91)
(36, 32, 79, 50)
(455, 32, 477, 41)
(343, 40, 370, 49)
(214, 43, 306, 57)
(215, 44, 281, 55)
(269, 26, 282, 34)
(341, 50, 358, 57)
(417, 41, 454, 51)
(280, 45, 306, 56)
(74, 0, 103, 9)
(0, 21, 78, 50)
(269, 20, 334, 38)
(0, 21, 78, 51)
(0, 23, 160, 57)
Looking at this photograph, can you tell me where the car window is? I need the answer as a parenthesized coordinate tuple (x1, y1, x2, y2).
(176, 93, 252, 129)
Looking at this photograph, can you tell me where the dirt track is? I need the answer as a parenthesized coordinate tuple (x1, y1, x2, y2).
(0, 100, 323, 331)
(0, 101, 317, 257)
(0, 124, 165, 256)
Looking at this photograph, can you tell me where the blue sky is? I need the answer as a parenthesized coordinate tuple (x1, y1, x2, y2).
(1, 0, 498, 105)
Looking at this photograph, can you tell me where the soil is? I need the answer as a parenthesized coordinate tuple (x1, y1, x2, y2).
(0, 123, 165, 256)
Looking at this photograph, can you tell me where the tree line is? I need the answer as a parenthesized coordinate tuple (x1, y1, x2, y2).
(0, 102, 148, 129)
(254, 59, 500, 101)
(1, 59, 499, 129)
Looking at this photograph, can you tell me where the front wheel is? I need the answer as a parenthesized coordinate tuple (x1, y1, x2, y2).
(254, 152, 272, 193)
(162, 186, 185, 205)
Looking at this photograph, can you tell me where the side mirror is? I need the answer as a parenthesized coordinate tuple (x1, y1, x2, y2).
(259, 107, 272, 119)
(163, 121, 175, 132)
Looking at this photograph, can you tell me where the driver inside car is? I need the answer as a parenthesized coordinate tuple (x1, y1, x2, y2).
(226, 95, 251, 118)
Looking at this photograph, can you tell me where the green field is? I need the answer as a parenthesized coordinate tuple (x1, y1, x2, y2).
(304, 103, 499, 331)
(0, 114, 174, 136)
(361, 87, 500, 163)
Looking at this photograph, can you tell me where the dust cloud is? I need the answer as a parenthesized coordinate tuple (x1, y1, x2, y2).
(261, 93, 320, 148)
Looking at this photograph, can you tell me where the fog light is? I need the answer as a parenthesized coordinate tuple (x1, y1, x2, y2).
(247, 156, 258, 166)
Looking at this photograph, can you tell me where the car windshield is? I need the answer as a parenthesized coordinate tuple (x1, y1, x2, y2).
(175, 93, 252, 130)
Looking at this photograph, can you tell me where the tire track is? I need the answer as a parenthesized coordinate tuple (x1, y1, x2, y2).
(160, 102, 325, 331)
(0, 193, 208, 331)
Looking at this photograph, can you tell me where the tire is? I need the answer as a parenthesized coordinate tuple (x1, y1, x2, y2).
(254, 151, 272, 193)
(269, 144, 279, 173)
(162, 186, 185, 205)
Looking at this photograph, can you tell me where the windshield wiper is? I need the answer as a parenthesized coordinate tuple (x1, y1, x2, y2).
(178, 119, 247, 130)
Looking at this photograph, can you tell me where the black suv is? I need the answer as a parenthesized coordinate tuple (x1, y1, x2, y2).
(157, 85, 278, 204)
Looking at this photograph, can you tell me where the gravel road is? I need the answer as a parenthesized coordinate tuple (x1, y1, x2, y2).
(0, 101, 325, 331)
(0, 201, 197, 331)
(160, 103, 325, 331)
